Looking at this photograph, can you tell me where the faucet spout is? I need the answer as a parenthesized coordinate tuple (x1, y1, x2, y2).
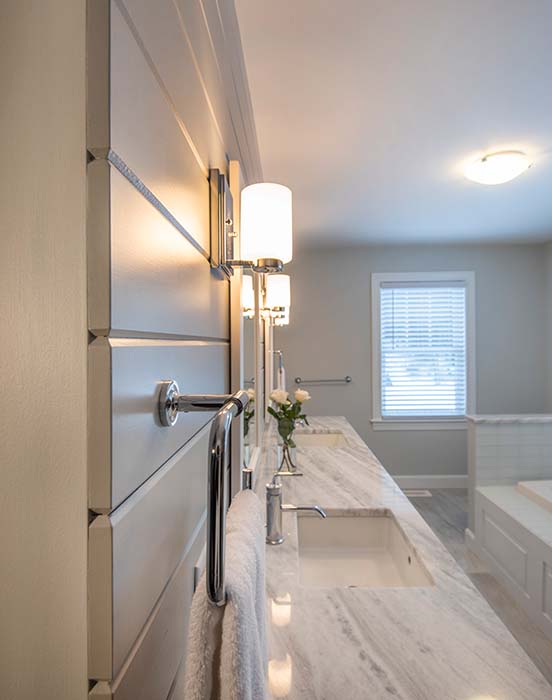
(281, 504, 327, 518)
(266, 480, 327, 545)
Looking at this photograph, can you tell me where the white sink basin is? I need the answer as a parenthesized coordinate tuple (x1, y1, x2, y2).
(293, 431, 348, 447)
(297, 512, 433, 588)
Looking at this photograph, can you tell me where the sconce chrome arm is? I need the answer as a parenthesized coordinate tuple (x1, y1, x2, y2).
(158, 380, 249, 427)
(226, 257, 284, 274)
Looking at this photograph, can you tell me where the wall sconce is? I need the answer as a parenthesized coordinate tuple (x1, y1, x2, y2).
(210, 171, 292, 277)
(268, 655, 293, 698)
(265, 274, 291, 310)
(242, 274, 255, 319)
(270, 593, 292, 627)
(264, 274, 291, 325)
(273, 308, 290, 327)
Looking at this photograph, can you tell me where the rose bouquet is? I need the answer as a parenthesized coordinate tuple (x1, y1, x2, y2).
(243, 388, 255, 442)
(268, 388, 311, 471)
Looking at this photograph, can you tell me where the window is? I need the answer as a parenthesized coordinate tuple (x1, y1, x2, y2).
(371, 272, 475, 430)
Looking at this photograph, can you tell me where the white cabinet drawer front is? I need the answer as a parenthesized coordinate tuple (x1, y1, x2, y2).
(88, 161, 229, 339)
(89, 337, 228, 512)
(482, 510, 528, 592)
(90, 522, 204, 698)
(89, 427, 208, 680)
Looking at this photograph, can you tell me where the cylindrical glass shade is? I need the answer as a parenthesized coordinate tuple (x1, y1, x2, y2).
(265, 274, 291, 310)
(242, 274, 255, 315)
(240, 183, 292, 264)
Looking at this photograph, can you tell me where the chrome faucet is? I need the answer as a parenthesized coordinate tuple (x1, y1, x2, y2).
(266, 477, 326, 545)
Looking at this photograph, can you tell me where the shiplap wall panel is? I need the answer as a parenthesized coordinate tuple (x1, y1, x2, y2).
(89, 426, 209, 679)
(86, 0, 259, 691)
(108, 1, 210, 252)
(88, 161, 229, 338)
(197, 0, 261, 181)
(88, 337, 228, 512)
(89, 524, 204, 698)
(121, 0, 262, 185)
(118, 0, 227, 177)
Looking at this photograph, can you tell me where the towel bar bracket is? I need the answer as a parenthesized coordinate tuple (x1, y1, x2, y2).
(158, 380, 247, 427)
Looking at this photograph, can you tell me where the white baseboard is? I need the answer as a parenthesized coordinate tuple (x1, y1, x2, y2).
(393, 474, 468, 489)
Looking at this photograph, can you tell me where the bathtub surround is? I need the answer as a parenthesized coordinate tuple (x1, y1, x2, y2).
(275, 243, 550, 479)
(467, 415, 552, 643)
(467, 415, 552, 528)
(256, 417, 550, 698)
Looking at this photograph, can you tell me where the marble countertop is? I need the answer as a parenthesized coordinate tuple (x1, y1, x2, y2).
(254, 417, 550, 699)
(467, 414, 552, 424)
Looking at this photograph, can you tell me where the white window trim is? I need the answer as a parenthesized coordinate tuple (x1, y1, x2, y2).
(371, 271, 476, 431)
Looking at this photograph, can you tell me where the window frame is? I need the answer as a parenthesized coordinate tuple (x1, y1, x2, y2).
(371, 271, 476, 431)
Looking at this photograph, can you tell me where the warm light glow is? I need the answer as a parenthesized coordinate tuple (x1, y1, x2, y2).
(268, 655, 292, 697)
(464, 150, 531, 185)
(242, 274, 255, 318)
(271, 593, 292, 627)
(265, 274, 291, 310)
(240, 183, 293, 264)
(273, 308, 290, 326)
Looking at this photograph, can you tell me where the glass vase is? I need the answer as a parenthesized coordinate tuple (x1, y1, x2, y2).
(276, 435, 300, 475)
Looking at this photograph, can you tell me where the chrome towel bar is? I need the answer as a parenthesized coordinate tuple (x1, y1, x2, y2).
(294, 375, 352, 386)
(158, 382, 249, 606)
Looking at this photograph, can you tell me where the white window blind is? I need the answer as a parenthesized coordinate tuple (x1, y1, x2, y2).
(380, 282, 467, 418)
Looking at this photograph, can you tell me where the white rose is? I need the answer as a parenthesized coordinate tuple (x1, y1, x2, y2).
(270, 389, 289, 405)
(246, 388, 255, 400)
(294, 389, 311, 403)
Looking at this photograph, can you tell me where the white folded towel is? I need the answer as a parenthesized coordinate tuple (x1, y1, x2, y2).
(183, 490, 267, 700)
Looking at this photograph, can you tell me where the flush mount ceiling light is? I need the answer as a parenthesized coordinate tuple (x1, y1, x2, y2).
(464, 150, 532, 185)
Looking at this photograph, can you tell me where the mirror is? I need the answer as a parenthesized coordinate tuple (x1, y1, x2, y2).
(243, 273, 257, 465)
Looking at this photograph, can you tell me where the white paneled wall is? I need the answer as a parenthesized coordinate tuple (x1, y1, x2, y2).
(86, 1, 260, 698)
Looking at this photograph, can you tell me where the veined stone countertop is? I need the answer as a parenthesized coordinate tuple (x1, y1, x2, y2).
(254, 416, 550, 699)
(467, 414, 552, 424)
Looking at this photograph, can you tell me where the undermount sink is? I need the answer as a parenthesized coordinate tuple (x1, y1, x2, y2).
(297, 512, 434, 588)
(293, 431, 348, 448)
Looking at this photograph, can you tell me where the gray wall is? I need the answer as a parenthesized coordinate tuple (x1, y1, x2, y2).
(275, 244, 548, 476)
(0, 1, 88, 698)
(545, 242, 552, 411)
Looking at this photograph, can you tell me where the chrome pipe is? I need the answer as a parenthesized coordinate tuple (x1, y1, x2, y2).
(206, 403, 234, 606)
(294, 375, 352, 386)
(157, 381, 249, 605)
(205, 390, 249, 606)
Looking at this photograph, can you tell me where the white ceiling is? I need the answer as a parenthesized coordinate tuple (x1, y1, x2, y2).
(235, 0, 552, 247)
